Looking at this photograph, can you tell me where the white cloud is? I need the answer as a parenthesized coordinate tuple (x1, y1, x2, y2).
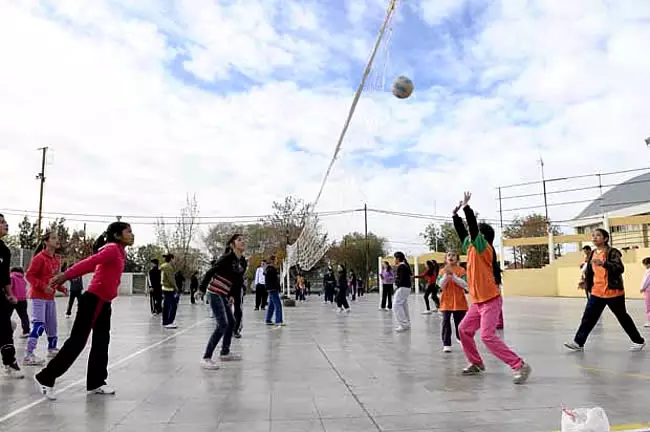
(0, 0, 649, 260)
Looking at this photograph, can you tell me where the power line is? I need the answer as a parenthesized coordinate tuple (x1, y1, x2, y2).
(498, 166, 650, 189)
(500, 177, 650, 201)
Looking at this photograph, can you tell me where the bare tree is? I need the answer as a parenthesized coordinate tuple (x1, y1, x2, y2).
(155, 194, 202, 275)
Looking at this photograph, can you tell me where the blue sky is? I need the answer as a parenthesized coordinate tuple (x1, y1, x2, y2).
(0, 0, 649, 253)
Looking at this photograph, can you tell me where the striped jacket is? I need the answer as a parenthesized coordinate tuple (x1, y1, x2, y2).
(199, 251, 245, 297)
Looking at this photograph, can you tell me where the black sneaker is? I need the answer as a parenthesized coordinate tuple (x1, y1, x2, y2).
(233, 331, 242, 339)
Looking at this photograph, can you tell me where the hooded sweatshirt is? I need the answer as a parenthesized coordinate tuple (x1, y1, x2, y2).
(10, 272, 27, 301)
(26, 250, 63, 300)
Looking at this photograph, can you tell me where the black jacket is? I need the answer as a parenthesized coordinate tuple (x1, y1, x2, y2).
(395, 262, 412, 288)
(337, 271, 348, 293)
(70, 276, 84, 293)
(0, 240, 10, 289)
(265, 265, 280, 292)
(149, 267, 161, 290)
(323, 272, 336, 290)
(199, 251, 246, 297)
(584, 247, 624, 292)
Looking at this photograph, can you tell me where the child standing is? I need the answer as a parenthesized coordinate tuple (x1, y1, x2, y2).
(34, 222, 133, 400)
(25, 232, 68, 366)
(335, 265, 350, 313)
(641, 257, 650, 328)
(380, 261, 394, 310)
(453, 192, 531, 384)
(10, 268, 30, 338)
(437, 252, 468, 352)
(393, 251, 412, 332)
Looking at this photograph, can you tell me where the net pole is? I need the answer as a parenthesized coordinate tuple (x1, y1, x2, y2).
(312, 0, 398, 208)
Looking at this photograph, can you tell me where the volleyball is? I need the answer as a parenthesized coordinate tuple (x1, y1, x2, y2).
(392, 76, 414, 99)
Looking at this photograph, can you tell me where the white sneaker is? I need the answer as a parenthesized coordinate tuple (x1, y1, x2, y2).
(47, 349, 59, 358)
(629, 342, 646, 352)
(89, 385, 115, 395)
(564, 341, 584, 352)
(163, 323, 178, 329)
(23, 354, 46, 366)
(201, 358, 220, 370)
(644, 322, 650, 328)
(456, 338, 462, 345)
(421, 310, 433, 315)
(344, 309, 350, 314)
(442, 346, 452, 353)
(395, 326, 408, 333)
(3, 364, 24, 379)
(34, 375, 56, 400)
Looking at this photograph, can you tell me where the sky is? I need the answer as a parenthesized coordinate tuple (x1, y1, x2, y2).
(0, 0, 649, 256)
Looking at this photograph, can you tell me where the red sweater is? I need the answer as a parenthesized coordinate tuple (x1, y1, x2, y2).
(64, 243, 125, 302)
(26, 250, 63, 300)
(415, 270, 439, 286)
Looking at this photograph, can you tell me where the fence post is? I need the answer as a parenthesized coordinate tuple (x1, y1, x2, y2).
(547, 229, 555, 264)
(413, 255, 420, 295)
(377, 256, 383, 308)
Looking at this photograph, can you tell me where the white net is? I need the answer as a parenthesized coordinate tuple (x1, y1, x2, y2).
(281, 0, 400, 290)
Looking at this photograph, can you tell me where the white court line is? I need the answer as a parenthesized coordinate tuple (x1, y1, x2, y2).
(0, 317, 210, 424)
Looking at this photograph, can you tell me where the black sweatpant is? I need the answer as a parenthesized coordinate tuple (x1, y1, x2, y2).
(381, 284, 393, 309)
(255, 284, 267, 310)
(36, 292, 112, 390)
(66, 290, 83, 316)
(574, 294, 645, 347)
(0, 297, 17, 366)
(11, 299, 30, 334)
(424, 284, 440, 311)
(324, 286, 335, 303)
(336, 290, 349, 310)
(233, 292, 243, 334)
(441, 310, 466, 346)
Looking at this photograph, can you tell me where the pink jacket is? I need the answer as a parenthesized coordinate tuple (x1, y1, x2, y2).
(641, 268, 650, 293)
(64, 243, 125, 302)
(10, 272, 27, 301)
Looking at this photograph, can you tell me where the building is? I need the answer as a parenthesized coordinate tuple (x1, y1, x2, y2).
(571, 172, 650, 248)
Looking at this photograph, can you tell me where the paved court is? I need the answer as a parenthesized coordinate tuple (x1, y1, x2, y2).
(1, 294, 650, 431)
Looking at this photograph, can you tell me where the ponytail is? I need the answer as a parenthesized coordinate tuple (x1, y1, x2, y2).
(93, 221, 131, 254)
(93, 232, 108, 254)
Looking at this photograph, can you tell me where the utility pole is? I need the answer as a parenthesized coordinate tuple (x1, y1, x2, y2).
(539, 157, 549, 223)
(364, 203, 369, 292)
(35, 147, 48, 240)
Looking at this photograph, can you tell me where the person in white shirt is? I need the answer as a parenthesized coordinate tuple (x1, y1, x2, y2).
(254, 260, 267, 311)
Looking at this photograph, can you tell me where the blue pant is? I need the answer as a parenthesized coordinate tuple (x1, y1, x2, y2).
(265, 291, 283, 324)
(162, 291, 178, 325)
(204, 294, 234, 358)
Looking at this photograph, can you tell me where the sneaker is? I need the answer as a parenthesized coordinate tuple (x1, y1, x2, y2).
(644, 322, 650, 328)
(23, 354, 46, 366)
(564, 341, 584, 352)
(20, 332, 29, 339)
(3, 364, 24, 379)
(163, 323, 178, 329)
(462, 364, 485, 375)
(395, 326, 408, 333)
(233, 331, 242, 339)
(65, 314, 71, 319)
(201, 358, 220, 370)
(344, 309, 350, 314)
(47, 349, 59, 358)
(88, 385, 115, 395)
(513, 362, 532, 384)
(421, 310, 433, 315)
(629, 341, 646, 352)
(456, 338, 462, 345)
(275, 322, 286, 327)
(34, 375, 56, 400)
(265, 321, 274, 326)
(442, 346, 452, 353)
(220, 353, 242, 361)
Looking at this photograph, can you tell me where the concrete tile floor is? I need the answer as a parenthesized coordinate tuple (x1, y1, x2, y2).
(1, 294, 650, 431)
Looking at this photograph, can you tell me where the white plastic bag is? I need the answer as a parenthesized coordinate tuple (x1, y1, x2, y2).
(561, 407, 610, 432)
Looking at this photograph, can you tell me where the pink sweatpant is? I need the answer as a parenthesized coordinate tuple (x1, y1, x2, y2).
(458, 295, 523, 370)
(645, 290, 650, 322)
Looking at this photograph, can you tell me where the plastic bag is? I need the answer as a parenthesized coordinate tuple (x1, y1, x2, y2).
(561, 407, 610, 432)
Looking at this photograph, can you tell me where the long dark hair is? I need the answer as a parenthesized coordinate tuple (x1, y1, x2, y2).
(594, 228, 610, 246)
(34, 231, 54, 255)
(383, 261, 392, 272)
(426, 260, 439, 276)
(93, 222, 131, 253)
(223, 233, 243, 255)
(394, 251, 406, 263)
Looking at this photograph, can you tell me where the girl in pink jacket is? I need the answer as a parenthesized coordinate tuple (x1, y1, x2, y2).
(640, 257, 650, 328)
(9, 267, 30, 337)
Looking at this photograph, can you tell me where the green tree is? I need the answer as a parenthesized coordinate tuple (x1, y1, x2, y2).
(66, 230, 95, 264)
(326, 232, 387, 282)
(420, 222, 464, 253)
(18, 216, 38, 249)
(47, 218, 71, 254)
(503, 213, 562, 268)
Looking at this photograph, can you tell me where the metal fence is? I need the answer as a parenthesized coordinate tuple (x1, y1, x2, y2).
(9, 248, 34, 270)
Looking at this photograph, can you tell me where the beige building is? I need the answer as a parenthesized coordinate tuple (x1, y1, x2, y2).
(571, 172, 650, 249)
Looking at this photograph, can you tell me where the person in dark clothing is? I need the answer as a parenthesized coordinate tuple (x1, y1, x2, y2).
(323, 267, 336, 304)
(232, 256, 247, 338)
(198, 234, 246, 369)
(336, 265, 350, 313)
(175, 271, 185, 295)
(148, 259, 162, 315)
(190, 272, 199, 305)
(66, 274, 84, 317)
(0, 214, 24, 379)
(565, 228, 645, 352)
(265, 255, 284, 326)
